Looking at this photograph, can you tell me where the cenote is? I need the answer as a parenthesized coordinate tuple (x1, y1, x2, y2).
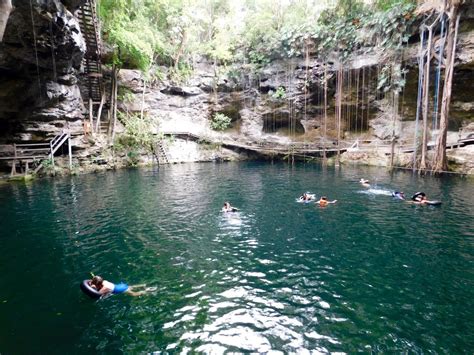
(0, 162, 473, 353)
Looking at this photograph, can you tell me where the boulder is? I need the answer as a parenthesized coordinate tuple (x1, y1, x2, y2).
(161, 86, 202, 96)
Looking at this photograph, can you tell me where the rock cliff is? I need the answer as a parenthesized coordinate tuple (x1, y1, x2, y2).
(0, 1, 473, 174)
(0, 0, 86, 143)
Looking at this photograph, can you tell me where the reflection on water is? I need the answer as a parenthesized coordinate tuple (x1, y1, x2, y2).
(0, 162, 473, 353)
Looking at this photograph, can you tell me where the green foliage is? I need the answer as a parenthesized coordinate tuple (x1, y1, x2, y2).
(210, 113, 231, 131)
(125, 150, 140, 166)
(114, 113, 158, 165)
(97, 0, 418, 74)
(40, 158, 56, 175)
(272, 87, 286, 99)
(361, 0, 416, 50)
(98, 0, 169, 70)
(117, 87, 134, 103)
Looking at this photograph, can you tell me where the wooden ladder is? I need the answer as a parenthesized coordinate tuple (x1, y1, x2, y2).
(77, 0, 109, 135)
(157, 141, 170, 164)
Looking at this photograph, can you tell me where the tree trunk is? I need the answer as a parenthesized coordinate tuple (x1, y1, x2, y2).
(390, 64, 400, 170)
(173, 29, 187, 70)
(0, 0, 12, 42)
(323, 64, 328, 161)
(433, 6, 460, 173)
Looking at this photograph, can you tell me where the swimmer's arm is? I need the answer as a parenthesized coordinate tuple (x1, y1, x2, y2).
(98, 286, 113, 295)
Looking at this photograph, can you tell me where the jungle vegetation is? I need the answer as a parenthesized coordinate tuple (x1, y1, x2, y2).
(97, 0, 417, 72)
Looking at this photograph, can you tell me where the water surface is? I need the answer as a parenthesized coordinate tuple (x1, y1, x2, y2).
(0, 162, 473, 353)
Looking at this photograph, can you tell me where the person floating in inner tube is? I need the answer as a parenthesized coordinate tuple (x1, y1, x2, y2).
(316, 196, 337, 207)
(222, 201, 238, 213)
(89, 275, 149, 297)
(411, 192, 428, 204)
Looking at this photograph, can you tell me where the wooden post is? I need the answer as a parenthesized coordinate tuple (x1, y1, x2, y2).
(11, 143, 16, 176)
(68, 134, 72, 171)
(50, 140, 55, 169)
(95, 93, 105, 133)
(89, 98, 94, 135)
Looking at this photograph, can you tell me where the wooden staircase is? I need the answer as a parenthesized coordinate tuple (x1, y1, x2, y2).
(76, 0, 109, 135)
(77, 0, 102, 102)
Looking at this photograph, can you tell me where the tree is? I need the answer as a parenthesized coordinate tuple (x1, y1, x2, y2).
(433, 0, 461, 173)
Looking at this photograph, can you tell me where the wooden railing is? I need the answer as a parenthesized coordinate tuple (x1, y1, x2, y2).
(0, 131, 72, 176)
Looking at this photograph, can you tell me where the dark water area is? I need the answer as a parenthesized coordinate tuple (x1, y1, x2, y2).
(0, 162, 473, 353)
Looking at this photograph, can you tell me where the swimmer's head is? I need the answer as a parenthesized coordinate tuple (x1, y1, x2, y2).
(91, 275, 103, 287)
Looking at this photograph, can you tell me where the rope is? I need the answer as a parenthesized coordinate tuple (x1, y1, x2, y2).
(29, 0, 42, 103)
(413, 28, 426, 171)
(432, 15, 447, 130)
(355, 68, 360, 134)
(366, 67, 370, 132)
(303, 42, 309, 162)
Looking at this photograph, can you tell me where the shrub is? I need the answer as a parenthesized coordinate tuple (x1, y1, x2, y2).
(210, 113, 231, 131)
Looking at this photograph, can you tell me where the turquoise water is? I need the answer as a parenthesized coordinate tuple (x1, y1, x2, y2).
(0, 162, 473, 353)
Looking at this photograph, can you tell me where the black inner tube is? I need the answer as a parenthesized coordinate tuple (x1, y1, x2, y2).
(411, 192, 426, 201)
(80, 279, 102, 299)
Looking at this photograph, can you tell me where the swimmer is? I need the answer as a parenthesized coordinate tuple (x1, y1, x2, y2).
(89, 275, 150, 297)
(316, 196, 337, 207)
(222, 201, 238, 213)
(359, 178, 370, 187)
(411, 192, 427, 204)
(299, 192, 315, 202)
(392, 191, 405, 200)
(410, 192, 442, 206)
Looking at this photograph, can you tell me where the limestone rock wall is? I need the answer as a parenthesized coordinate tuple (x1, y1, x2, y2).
(0, 0, 86, 144)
